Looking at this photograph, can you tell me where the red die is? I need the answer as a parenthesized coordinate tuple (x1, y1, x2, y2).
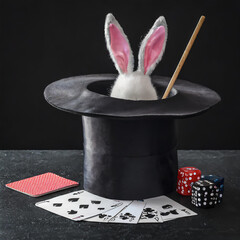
(176, 167, 201, 196)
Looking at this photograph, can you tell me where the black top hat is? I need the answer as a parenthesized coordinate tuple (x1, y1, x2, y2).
(43, 13, 221, 200)
(43, 74, 220, 200)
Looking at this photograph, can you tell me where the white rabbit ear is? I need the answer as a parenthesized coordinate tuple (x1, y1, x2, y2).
(138, 16, 168, 75)
(105, 13, 134, 74)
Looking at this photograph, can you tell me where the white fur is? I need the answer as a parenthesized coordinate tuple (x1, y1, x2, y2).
(110, 71, 158, 100)
(138, 16, 168, 75)
(105, 13, 134, 74)
(105, 13, 168, 101)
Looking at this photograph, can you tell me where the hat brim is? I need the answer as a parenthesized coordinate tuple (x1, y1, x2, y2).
(44, 74, 220, 119)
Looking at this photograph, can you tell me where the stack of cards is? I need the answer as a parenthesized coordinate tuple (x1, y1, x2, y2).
(35, 190, 197, 224)
(36, 190, 123, 221)
(6, 172, 79, 197)
(6, 173, 197, 224)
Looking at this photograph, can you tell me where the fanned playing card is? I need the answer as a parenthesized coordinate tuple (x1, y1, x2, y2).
(145, 196, 197, 222)
(139, 198, 163, 223)
(5, 172, 79, 197)
(85, 200, 132, 223)
(109, 201, 146, 224)
(35, 190, 123, 221)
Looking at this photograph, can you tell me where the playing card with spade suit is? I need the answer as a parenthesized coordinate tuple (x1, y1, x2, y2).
(35, 190, 123, 221)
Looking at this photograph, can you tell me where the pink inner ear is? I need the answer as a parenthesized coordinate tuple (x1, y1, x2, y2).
(144, 26, 165, 74)
(109, 23, 129, 73)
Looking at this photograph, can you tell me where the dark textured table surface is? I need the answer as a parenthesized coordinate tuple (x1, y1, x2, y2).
(0, 150, 240, 240)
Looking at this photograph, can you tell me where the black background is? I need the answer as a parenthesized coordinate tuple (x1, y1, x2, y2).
(1, 0, 239, 150)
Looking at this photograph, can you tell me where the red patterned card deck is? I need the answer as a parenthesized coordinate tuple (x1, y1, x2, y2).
(6, 172, 79, 197)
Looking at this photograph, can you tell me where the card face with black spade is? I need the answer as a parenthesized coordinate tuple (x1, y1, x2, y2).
(85, 200, 132, 223)
(139, 198, 163, 223)
(145, 196, 197, 222)
(108, 201, 146, 224)
(35, 190, 122, 221)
